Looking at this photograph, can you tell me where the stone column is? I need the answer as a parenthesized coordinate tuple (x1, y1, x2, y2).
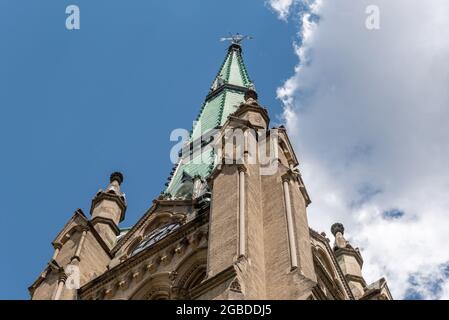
(53, 273, 67, 300)
(282, 177, 298, 270)
(72, 229, 87, 262)
(52, 243, 62, 261)
(238, 165, 247, 257)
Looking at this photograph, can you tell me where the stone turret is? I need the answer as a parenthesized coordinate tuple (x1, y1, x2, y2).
(331, 223, 366, 299)
(90, 172, 127, 250)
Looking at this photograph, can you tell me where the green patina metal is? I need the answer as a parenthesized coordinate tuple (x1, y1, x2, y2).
(165, 44, 253, 197)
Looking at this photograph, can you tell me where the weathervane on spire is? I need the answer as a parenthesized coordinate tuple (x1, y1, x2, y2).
(220, 33, 253, 45)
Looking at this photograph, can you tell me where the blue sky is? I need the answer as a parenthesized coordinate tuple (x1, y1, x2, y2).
(0, 1, 297, 299)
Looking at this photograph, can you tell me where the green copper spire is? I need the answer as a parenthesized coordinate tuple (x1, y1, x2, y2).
(165, 43, 254, 197)
(191, 44, 253, 141)
(212, 44, 252, 88)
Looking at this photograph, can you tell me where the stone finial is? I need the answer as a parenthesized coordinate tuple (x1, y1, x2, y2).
(90, 171, 127, 226)
(244, 88, 258, 102)
(331, 223, 348, 249)
(331, 222, 344, 236)
(110, 172, 124, 185)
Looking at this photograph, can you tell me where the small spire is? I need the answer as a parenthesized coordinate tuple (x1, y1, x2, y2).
(110, 172, 124, 185)
(106, 172, 125, 197)
(331, 222, 344, 236)
(244, 88, 258, 103)
(331, 222, 348, 249)
(90, 172, 127, 226)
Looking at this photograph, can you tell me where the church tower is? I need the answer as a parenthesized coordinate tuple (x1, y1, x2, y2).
(29, 38, 392, 300)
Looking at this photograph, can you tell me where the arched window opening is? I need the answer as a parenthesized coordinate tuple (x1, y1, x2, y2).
(185, 267, 206, 291)
(131, 223, 181, 256)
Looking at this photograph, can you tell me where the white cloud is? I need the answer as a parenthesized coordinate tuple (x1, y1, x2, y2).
(269, 0, 449, 299)
(440, 277, 449, 299)
(267, 0, 295, 20)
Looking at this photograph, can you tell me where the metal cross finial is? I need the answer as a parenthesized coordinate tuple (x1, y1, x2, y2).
(220, 33, 253, 45)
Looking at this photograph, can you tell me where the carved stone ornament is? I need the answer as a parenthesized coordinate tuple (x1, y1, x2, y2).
(229, 279, 242, 293)
(331, 223, 344, 236)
